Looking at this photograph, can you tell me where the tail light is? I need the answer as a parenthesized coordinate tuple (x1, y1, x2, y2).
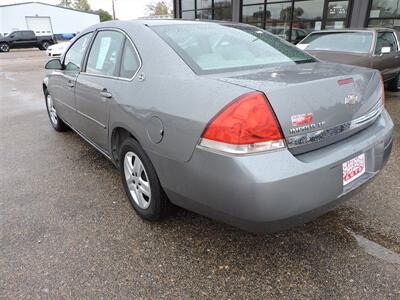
(380, 75, 385, 106)
(199, 92, 285, 154)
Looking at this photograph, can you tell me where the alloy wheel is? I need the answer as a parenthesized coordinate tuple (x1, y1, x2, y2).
(124, 151, 151, 209)
(0, 44, 9, 52)
(46, 94, 58, 125)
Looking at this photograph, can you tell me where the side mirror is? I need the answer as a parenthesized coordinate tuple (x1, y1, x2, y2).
(10, 35, 14, 38)
(45, 58, 63, 70)
(381, 47, 391, 55)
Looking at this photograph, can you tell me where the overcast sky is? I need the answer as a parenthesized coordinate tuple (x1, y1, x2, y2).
(1, 0, 173, 19)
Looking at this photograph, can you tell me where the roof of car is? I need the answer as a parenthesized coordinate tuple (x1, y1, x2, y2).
(310, 28, 397, 33)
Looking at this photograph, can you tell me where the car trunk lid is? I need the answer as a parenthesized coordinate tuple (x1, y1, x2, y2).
(210, 62, 383, 155)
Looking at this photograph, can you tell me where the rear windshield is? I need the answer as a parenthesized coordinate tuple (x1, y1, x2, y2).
(152, 24, 315, 74)
(299, 32, 373, 53)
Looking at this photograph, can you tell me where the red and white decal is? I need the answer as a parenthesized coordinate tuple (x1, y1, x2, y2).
(291, 113, 313, 126)
(338, 78, 354, 85)
(343, 154, 366, 186)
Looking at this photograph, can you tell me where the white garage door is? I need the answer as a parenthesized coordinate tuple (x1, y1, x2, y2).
(26, 17, 53, 36)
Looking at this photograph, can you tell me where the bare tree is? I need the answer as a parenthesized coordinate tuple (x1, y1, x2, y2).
(146, 1, 172, 16)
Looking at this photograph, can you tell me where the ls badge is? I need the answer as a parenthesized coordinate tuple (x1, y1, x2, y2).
(345, 95, 360, 105)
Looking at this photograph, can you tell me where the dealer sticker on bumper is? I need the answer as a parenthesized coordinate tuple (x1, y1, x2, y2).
(343, 153, 366, 186)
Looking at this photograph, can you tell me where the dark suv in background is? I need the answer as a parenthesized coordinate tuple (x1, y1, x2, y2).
(0, 30, 55, 52)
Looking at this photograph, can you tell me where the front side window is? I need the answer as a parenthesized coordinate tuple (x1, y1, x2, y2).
(86, 30, 125, 77)
(63, 32, 93, 71)
(300, 32, 373, 53)
(119, 40, 140, 79)
(375, 32, 398, 54)
(153, 24, 315, 74)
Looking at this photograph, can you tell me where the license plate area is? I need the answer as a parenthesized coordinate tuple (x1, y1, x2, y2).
(343, 154, 366, 186)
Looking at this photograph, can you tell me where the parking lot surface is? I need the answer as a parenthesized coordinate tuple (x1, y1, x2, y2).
(1, 50, 399, 299)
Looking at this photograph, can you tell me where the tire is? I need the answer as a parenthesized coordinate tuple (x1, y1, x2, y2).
(119, 137, 171, 221)
(40, 41, 50, 50)
(45, 90, 68, 131)
(0, 43, 10, 52)
(387, 73, 400, 92)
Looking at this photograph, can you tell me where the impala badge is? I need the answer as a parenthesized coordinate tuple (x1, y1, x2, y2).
(345, 95, 360, 105)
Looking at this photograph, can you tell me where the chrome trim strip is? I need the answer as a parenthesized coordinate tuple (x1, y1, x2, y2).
(53, 98, 76, 112)
(76, 109, 107, 129)
(287, 103, 384, 148)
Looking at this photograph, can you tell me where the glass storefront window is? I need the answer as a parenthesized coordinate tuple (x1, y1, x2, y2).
(242, 5, 265, 24)
(294, 0, 324, 21)
(368, 0, 400, 30)
(370, 0, 400, 18)
(327, 1, 349, 19)
(214, 6, 232, 20)
(181, 0, 232, 20)
(196, 9, 213, 19)
(181, 0, 195, 11)
(197, 0, 212, 9)
(240, 0, 351, 42)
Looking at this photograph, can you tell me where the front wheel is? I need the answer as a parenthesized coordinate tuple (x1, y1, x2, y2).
(45, 90, 68, 131)
(387, 73, 400, 92)
(119, 137, 172, 221)
(0, 43, 10, 52)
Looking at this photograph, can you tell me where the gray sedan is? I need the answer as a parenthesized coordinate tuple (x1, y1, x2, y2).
(43, 20, 394, 232)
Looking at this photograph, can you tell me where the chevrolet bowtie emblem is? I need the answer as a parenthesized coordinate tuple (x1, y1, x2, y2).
(345, 95, 360, 105)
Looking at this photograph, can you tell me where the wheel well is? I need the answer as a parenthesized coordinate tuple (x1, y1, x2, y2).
(111, 127, 139, 167)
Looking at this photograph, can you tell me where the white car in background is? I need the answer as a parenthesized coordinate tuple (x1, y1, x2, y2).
(46, 41, 70, 57)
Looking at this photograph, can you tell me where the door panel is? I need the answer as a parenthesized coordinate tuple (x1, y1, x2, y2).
(75, 30, 125, 151)
(49, 32, 93, 125)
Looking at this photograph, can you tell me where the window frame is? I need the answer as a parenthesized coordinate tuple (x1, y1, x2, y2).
(374, 30, 400, 55)
(81, 28, 142, 82)
(62, 31, 94, 72)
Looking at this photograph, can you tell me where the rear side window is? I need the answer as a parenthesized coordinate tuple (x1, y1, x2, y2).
(21, 31, 35, 39)
(375, 32, 398, 54)
(86, 30, 124, 77)
(64, 32, 93, 71)
(119, 39, 140, 79)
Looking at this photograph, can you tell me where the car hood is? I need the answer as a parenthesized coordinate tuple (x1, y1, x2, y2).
(210, 62, 383, 155)
(304, 50, 371, 68)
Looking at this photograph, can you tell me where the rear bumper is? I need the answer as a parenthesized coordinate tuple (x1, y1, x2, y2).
(155, 110, 394, 232)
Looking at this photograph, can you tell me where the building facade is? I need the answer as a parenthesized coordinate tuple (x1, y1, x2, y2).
(0, 2, 100, 37)
(174, 0, 400, 42)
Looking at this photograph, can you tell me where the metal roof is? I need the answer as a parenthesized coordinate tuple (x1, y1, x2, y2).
(0, 1, 99, 16)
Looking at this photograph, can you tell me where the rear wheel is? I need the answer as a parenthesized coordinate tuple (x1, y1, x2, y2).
(40, 41, 50, 50)
(388, 73, 400, 92)
(45, 90, 68, 131)
(119, 137, 171, 221)
(0, 43, 9, 52)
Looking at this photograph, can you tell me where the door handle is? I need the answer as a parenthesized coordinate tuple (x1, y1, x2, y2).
(67, 81, 74, 88)
(100, 89, 112, 99)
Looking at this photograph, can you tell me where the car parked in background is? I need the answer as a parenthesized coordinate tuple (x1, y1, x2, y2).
(46, 41, 70, 57)
(297, 29, 400, 91)
(266, 27, 310, 44)
(0, 30, 55, 52)
(43, 20, 393, 232)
